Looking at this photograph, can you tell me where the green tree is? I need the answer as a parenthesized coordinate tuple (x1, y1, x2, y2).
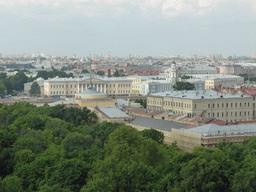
(0, 175, 23, 192)
(0, 80, 6, 97)
(113, 69, 120, 77)
(96, 71, 105, 76)
(10, 71, 28, 91)
(82, 69, 89, 73)
(141, 128, 164, 144)
(173, 82, 195, 90)
(62, 133, 94, 153)
(29, 82, 40, 95)
(40, 159, 90, 192)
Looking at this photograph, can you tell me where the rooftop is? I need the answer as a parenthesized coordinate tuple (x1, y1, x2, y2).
(149, 89, 249, 100)
(130, 117, 191, 131)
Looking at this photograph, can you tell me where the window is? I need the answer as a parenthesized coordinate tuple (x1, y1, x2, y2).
(240, 103, 242, 107)
(57, 85, 58, 88)
(248, 112, 250, 116)
(213, 113, 214, 117)
(245, 112, 247, 116)
(222, 103, 224, 108)
(51, 85, 52, 88)
(62, 91, 64, 94)
(217, 113, 219, 117)
(222, 112, 224, 117)
(71, 85, 72, 88)
(208, 104, 210, 108)
(51, 91, 52, 94)
(67, 91, 68, 94)
(208, 113, 210, 117)
(66, 85, 68, 88)
(231, 103, 233, 107)
(71, 91, 72, 94)
(231, 112, 233, 116)
(240, 112, 242, 116)
(74, 85, 76, 88)
(226, 112, 228, 117)
(245, 103, 246, 107)
(226, 103, 228, 107)
(217, 104, 219, 108)
(56, 91, 58, 94)
(248, 102, 250, 107)
(235, 103, 237, 107)
(62, 85, 64, 88)
(212, 104, 215, 108)
(235, 112, 237, 116)
(54, 85, 55, 88)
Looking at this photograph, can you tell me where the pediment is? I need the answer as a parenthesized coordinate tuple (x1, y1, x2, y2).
(80, 77, 106, 84)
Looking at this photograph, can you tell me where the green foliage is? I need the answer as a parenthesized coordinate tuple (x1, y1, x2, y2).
(13, 129, 48, 154)
(141, 128, 164, 144)
(134, 98, 147, 108)
(173, 82, 195, 90)
(0, 175, 23, 192)
(29, 82, 40, 95)
(2, 102, 256, 191)
(40, 159, 89, 192)
(10, 71, 28, 91)
(62, 133, 94, 153)
(82, 69, 89, 73)
(96, 71, 105, 76)
(113, 69, 120, 77)
(35, 69, 73, 80)
(0, 80, 6, 97)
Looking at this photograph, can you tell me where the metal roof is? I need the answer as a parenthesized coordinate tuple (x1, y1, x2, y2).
(150, 89, 250, 100)
(98, 106, 130, 118)
(130, 117, 191, 131)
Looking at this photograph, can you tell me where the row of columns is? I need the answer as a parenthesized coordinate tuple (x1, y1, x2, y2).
(77, 83, 107, 93)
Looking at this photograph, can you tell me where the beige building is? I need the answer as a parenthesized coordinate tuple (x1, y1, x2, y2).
(171, 123, 256, 152)
(205, 76, 244, 90)
(147, 90, 255, 122)
(44, 76, 132, 97)
(24, 77, 45, 95)
(127, 77, 147, 94)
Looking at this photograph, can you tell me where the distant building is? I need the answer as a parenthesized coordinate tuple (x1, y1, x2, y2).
(140, 80, 173, 95)
(205, 76, 244, 90)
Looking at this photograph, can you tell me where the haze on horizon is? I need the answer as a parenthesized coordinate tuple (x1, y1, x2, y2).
(0, 0, 256, 57)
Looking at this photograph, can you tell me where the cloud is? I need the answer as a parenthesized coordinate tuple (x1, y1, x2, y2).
(0, 0, 255, 18)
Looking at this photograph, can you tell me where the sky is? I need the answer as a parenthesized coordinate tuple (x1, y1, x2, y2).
(0, 0, 256, 57)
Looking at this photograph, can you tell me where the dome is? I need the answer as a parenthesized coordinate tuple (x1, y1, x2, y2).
(75, 87, 107, 100)
(36, 77, 45, 81)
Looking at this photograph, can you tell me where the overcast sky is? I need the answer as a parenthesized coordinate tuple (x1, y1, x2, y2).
(0, 0, 256, 57)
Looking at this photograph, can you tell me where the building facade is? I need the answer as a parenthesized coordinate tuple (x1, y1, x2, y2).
(147, 90, 254, 122)
(205, 76, 244, 90)
(44, 77, 132, 97)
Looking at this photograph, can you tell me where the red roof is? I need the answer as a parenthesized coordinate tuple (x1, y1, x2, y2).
(244, 89, 256, 96)
(92, 61, 98, 64)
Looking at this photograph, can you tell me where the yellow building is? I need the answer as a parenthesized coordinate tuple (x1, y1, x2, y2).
(147, 90, 254, 122)
(127, 77, 147, 94)
(205, 76, 244, 89)
(43, 76, 132, 97)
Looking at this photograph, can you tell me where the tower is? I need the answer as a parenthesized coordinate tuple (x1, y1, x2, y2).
(169, 60, 177, 83)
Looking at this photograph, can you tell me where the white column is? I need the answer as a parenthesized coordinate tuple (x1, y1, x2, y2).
(78, 83, 80, 93)
(101, 84, 103, 92)
(82, 84, 84, 92)
(104, 84, 106, 93)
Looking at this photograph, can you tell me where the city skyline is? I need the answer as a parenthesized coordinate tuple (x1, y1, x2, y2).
(1, 0, 256, 57)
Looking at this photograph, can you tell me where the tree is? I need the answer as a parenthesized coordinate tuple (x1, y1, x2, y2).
(135, 98, 147, 108)
(0, 175, 23, 192)
(141, 128, 164, 144)
(0, 80, 6, 97)
(40, 158, 90, 192)
(29, 82, 40, 95)
(10, 71, 28, 91)
(62, 133, 94, 153)
(173, 82, 195, 90)
(113, 69, 120, 77)
(82, 69, 89, 73)
(96, 71, 105, 76)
